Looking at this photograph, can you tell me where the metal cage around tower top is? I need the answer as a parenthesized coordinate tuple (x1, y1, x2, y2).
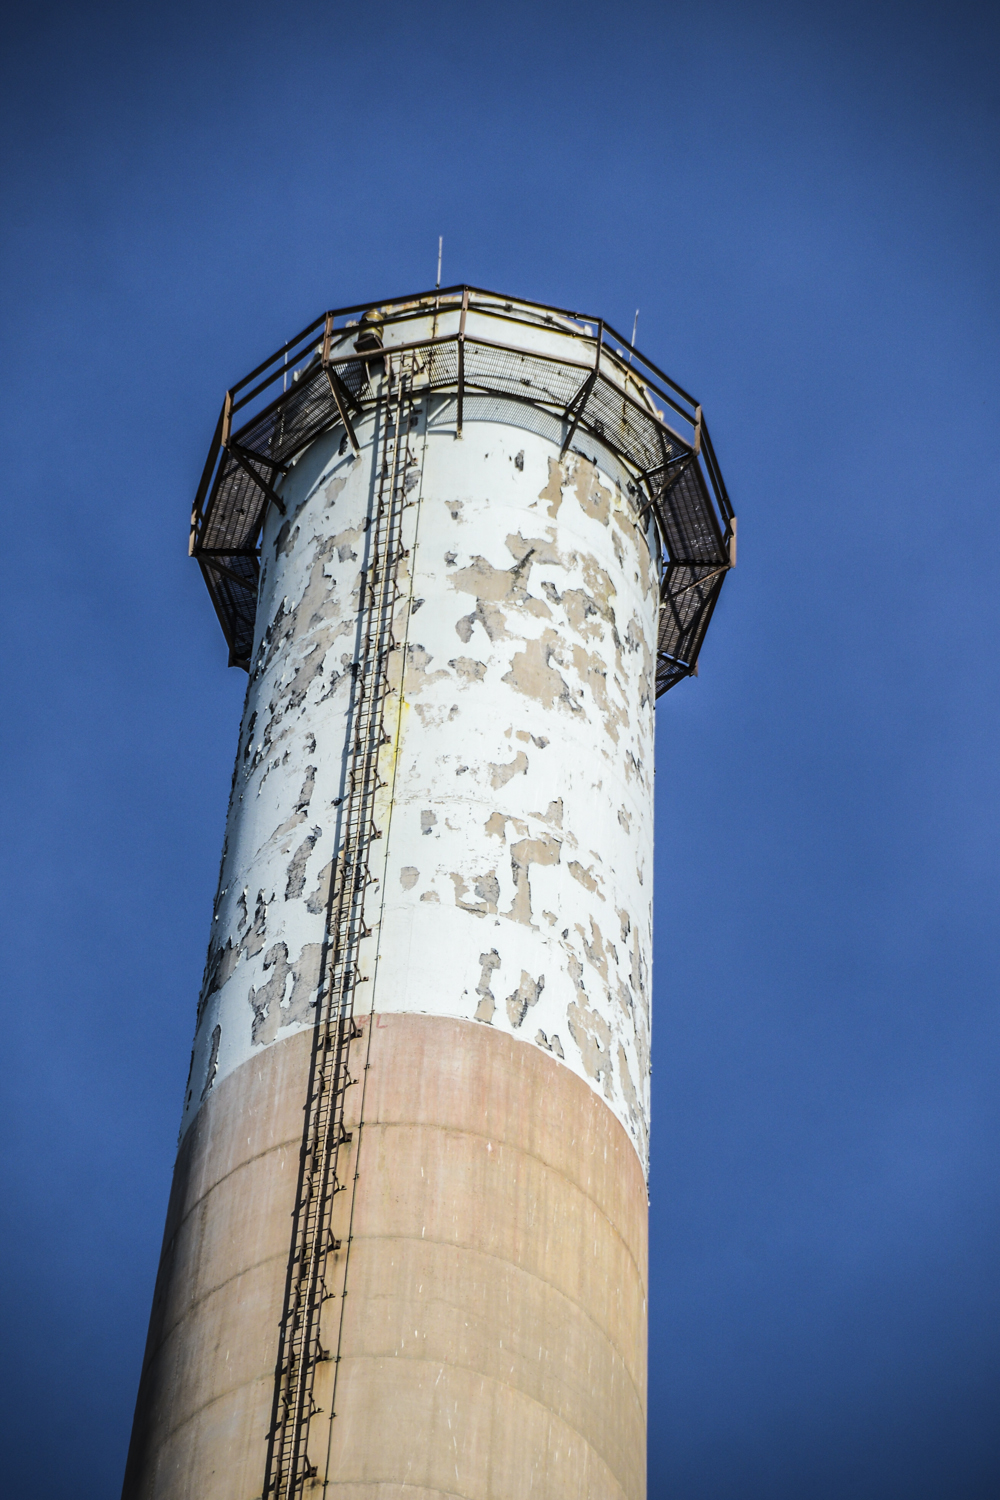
(189, 285, 735, 695)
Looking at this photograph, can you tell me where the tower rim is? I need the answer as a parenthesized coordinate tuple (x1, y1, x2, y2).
(189, 285, 735, 693)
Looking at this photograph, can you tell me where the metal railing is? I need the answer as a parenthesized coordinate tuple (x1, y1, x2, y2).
(189, 285, 735, 694)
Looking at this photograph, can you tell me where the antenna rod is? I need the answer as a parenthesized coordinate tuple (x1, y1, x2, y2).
(436, 236, 443, 289)
(629, 308, 639, 364)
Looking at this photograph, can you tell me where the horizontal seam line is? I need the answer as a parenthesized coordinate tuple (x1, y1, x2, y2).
(319, 1352, 634, 1495)
(341, 1230, 646, 1416)
(359, 1118, 647, 1290)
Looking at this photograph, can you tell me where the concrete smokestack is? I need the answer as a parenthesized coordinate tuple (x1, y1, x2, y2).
(123, 289, 733, 1500)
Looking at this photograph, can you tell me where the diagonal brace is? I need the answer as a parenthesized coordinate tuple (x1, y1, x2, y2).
(323, 367, 360, 453)
(227, 445, 287, 516)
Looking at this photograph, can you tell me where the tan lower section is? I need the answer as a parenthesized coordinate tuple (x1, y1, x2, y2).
(122, 1016, 648, 1500)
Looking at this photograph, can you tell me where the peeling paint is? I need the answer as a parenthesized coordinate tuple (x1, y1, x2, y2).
(200, 1025, 221, 1100)
(573, 461, 612, 526)
(450, 871, 499, 917)
(506, 970, 545, 1028)
(285, 827, 320, 900)
(567, 860, 602, 896)
(507, 834, 561, 926)
(449, 656, 487, 682)
(538, 458, 564, 519)
(185, 409, 656, 1168)
(502, 630, 578, 712)
(489, 752, 529, 790)
(474, 950, 501, 1023)
(567, 999, 614, 1097)
(404, 645, 449, 696)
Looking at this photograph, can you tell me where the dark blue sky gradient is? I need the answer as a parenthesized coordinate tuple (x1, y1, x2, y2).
(1, 3, 997, 1496)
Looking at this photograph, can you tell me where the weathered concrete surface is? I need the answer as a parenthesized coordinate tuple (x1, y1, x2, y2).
(123, 1015, 648, 1500)
(132, 312, 662, 1500)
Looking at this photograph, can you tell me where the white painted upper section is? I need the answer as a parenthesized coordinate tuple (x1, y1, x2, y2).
(183, 372, 658, 1168)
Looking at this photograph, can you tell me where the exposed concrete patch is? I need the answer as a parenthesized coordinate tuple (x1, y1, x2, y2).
(285, 826, 320, 900)
(505, 531, 564, 568)
(617, 1042, 646, 1155)
(450, 871, 499, 917)
(507, 834, 561, 925)
(201, 938, 241, 1004)
(248, 939, 324, 1047)
(576, 915, 609, 982)
(273, 522, 300, 558)
(578, 556, 617, 612)
(502, 630, 578, 712)
(506, 971, 545, 1028)
(474, 950, 501, 1023)
(535, 1029, 565, 1058)
(414, 701, 459, 728)
(573, 460, 612, 526)
(570, 643, 629, 743)
(625, 611, 656, 709)
(322, 474, 348, 509)
(200, 1025, 221, 1100)
(560, 587, 613, 641)
(567, 998, 614, 1098)
(538, 458, 564, 519)
(489, 751, 528, 789)
(567, 860, 603, 897)
(484, 811, 527, 843)
(615, 977, 634, 1019)
(248, 942, 291, 1045)
(306, 859, 333, 915)
(404, 645, 449, 696)
(455, 599, 509, 644)
(286, 943, 324, 1028)
(530, 799, 563, 829)
(243, 891, 269, 959)
(449, 656, 487, 682)
(450, 552, 535, 604)
(400, 866, 419, 891)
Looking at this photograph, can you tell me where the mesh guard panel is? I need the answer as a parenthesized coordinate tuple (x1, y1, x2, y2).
(190, 290, 734, 691)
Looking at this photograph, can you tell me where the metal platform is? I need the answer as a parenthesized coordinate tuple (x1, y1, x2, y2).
(189, 285, 735, 695)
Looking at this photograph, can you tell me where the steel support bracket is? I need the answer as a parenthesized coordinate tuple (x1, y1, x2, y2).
(226, 444, 287, 517)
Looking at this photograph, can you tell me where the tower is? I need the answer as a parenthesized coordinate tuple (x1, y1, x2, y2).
(122, 288, 734, 1500)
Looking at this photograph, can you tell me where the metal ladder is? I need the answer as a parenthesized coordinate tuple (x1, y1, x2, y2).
(263, 357, 418, 1500)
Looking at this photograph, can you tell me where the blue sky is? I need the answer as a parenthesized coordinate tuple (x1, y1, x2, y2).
(1, 2, 997, 1495)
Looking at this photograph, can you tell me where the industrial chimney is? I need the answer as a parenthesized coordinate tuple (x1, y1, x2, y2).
(122, 287, 734, 1500)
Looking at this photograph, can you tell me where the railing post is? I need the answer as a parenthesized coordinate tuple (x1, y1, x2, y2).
(456, 286, 469, 437)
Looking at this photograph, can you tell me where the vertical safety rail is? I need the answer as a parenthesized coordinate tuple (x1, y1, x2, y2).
(263, 356, 417, 1500)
